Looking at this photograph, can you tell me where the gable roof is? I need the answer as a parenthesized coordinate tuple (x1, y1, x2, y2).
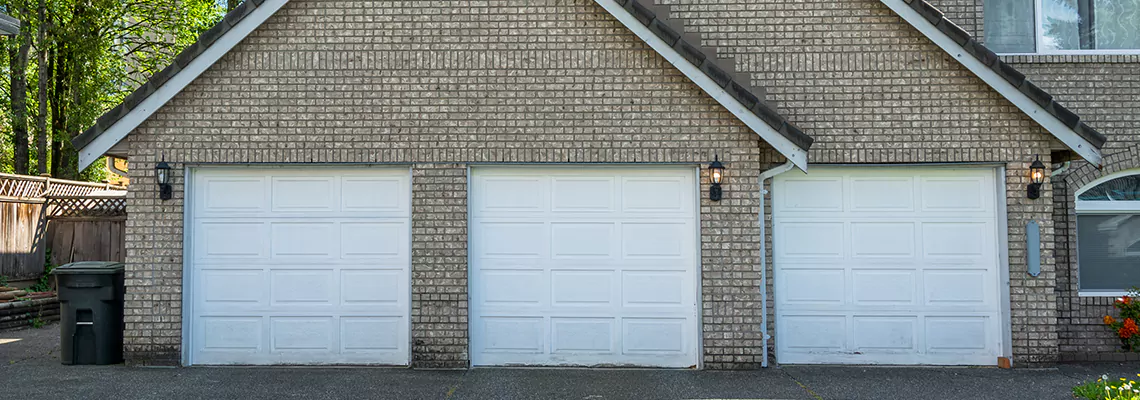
(0, 12, 19, 35)
(74, 0, 816, 171)
(594, 0, 813, 170)
(880, 0, 1108, 166)
(74, 0, 288, 170)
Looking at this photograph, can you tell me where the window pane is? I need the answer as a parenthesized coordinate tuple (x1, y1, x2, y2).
(1042, 0, 1083, 50)
(1078, 214, 1140, 291)
(1091, 0, 1140, 50)
(1078, 174, 1140, 201)
(986, 0, 1037, 52)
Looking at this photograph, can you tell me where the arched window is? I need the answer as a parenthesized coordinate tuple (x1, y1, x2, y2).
(1077, 171, 1140, 295)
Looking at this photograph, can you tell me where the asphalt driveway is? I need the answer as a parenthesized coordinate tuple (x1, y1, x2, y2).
(2, 323, 1136, 399)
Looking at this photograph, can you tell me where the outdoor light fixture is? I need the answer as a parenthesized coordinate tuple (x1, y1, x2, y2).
(1027, 155, 1046, 200)
(709, 155, 725, 202)
(155, 156, 172, 201)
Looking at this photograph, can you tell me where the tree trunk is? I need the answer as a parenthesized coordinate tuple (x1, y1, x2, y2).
(49, 44, 63, 177)
(8, 11, 31, 175)
(35, 0, 48, 175)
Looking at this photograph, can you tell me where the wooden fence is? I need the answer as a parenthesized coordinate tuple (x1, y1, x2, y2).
(0, 173, 126, 282)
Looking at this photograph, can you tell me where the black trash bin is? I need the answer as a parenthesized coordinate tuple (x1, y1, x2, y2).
(53, 261, 125, 365)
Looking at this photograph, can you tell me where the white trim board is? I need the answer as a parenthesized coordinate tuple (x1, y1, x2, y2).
(77, 0, 291, 170)
(879, 0, 1104, 166)
(591, 0, 810, 171)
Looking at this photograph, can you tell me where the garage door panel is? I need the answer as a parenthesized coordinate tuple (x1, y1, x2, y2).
(199, 269, 265, 305)
(478, 177, 545, 212)
(925, 317, 991, 352)
(341, 317, 403, 351)
(775, 168, 1001, 366)
(479, 269, 545, 306)
(271, 317, 334, 351)
(923, 270, 991, 306)
(271, 222, 337, 258)
(851, 222, 916, 258)
(622, 318, 687, 355)
(850, 178, 915, 211)
(777, 222, 844, 258)
(270, 270, 334, 305)
(622, 271, 687, 307)
(341, 270, 404, 305)
(781, 315, 846, 350)
(552, 177, 616, 211)
(341, 222, 404, 258)
(200, 177, 267, 213)
(197, 222, 267, 259)
(271, 177, 336, 212)
(340, 176, 406, 213)
(481, 317, 546, 353)
(472, 167, 697, 367)
(779, 268, 845, 305)
(851, 270, 916, 305)
(920, 177, 989, 212)
(921, 222, 989, 259)
(779, 178, 844, 212)
(622, 222, 688, 259)
(479, 222, 546, 258)
(551, 223, 616, 258)
(551, 270, 615, 306)
(852, 316, 918, 352)
(552, 318, 616, 354)
(190, 168, 411, 366)
(201, 317, 263, 351)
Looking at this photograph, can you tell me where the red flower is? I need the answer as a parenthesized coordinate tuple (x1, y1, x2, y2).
(1106, 315, 1118, 325)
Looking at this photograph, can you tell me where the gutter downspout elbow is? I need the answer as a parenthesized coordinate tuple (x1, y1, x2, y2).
(758, 160, 795, 368)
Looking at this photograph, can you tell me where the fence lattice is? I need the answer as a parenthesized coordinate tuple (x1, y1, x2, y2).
(44, 196, 127, 218)
(0, 173, 125, 200)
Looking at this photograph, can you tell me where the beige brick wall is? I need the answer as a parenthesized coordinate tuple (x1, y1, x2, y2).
(122, 0, 777, 368)
(660, 0, 1059, 365)
(121, 0, 1074, 367)
(926, 0, 1140, 360)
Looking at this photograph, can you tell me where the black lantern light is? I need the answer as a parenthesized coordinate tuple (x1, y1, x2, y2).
(1027, 155, 1046, 200)
(156, 156, 172, 201)
(709, 155, 725, 201)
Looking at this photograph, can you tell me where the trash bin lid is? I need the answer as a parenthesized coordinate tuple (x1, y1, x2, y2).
(52, 261, 125, 275)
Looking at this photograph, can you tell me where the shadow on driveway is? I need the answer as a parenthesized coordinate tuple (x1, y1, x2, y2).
(3, 323, 1138, 399)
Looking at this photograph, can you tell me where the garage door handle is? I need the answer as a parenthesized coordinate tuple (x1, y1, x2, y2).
(76, 321, 94, 326)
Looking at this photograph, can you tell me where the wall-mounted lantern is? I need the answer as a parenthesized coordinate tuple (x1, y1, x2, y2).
(709, 155, 725, 202)
(1027, 155, 1046, 200)
(155, 157, 172, 201)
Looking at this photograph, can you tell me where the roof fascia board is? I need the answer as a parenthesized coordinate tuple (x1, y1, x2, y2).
(593, 0, 809, 171)
(78, 0, 290, 170)
(880, 0, 1103, 166)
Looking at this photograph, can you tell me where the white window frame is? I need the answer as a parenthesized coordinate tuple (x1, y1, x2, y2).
(1076, 169, 1140, 297)
(995, 0, 1140, 56)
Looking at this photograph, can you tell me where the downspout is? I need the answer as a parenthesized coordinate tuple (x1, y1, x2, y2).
(759, 160, 795, 368)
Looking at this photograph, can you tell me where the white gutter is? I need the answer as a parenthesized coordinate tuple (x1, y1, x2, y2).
(758, 160, 795, 367)
(879, 0, 1103, 167)
(592, 0, 809, 171)
(1051, 161, 1071, 177)
(78, 0, 291, 170)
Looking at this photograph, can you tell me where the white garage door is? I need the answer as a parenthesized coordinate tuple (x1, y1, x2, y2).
(470, 167, 699, 367)
(773, 167, 1003, 365)
(187, 167, 410, 365)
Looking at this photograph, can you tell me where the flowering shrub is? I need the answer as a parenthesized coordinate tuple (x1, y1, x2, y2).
(1073, 375, 1140, 400)
(1105, 289, 1140, 351)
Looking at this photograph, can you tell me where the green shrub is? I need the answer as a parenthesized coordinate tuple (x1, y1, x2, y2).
(1074, 375, 1140, 400)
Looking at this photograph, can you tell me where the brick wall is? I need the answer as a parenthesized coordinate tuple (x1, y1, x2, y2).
(659, 0, 1059, 365)
(929, 0, 1140, 361)
(121, 0, 778, 368)
(120, 0, 1075, 367)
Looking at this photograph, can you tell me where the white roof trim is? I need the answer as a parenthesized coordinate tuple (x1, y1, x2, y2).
(880, 0, 1104, 166)
(592, 0, 809, 171)
(77, 0, 291, 170)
